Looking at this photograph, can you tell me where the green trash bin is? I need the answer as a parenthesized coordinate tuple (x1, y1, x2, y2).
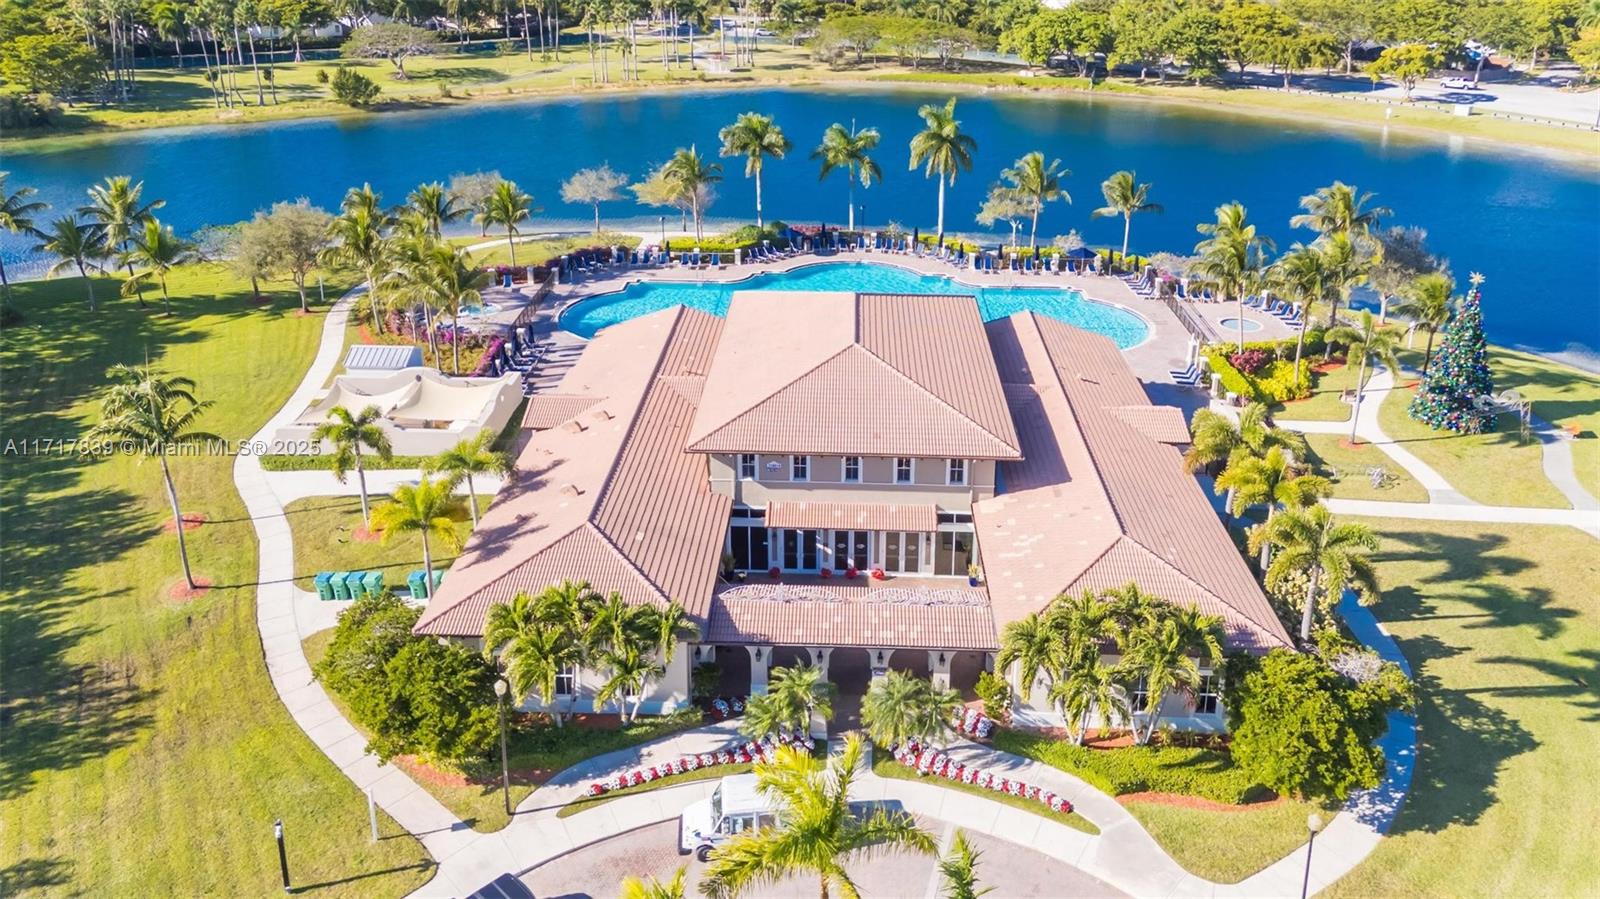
(363, 570, 385, 597)
(343, 571, 367, 600)
(407, 569, 427, 598)
(331, 571, 353, 601)
(430, 569, 444, 592)
(313, 572, 335, 601)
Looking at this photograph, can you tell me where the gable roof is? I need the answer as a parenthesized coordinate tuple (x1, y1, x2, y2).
(975, 313, 1292, 653)
(687, 292, 1022, 459)
(413, 306, 731, 636)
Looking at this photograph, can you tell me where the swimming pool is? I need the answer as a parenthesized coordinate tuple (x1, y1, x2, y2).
(558, 262, 1150, 348)
(461, 302, 503, 318)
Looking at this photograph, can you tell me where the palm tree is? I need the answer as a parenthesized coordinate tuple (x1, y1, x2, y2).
(907, 98, 977, 242)
(1001, 152, 1069, 249)
(120, 218, 198, 315)
(392, 242, 490, 374)
(1393, 271, 1455, 373)
(1268, 243, 1333, 386)
(1251, 504, 1380, 641)
(812, 122, 883, 232)
(1327, 310, 1402, 442)
(938, 831, 991, 899)
(1192, 202, 1274, 352)
(0, 172, 48, 301)
(1318, 230, 1377, 333)
(405, 182, 465, 239)
(995, 610, 1064, 707)
(426, 431, 509, 527)
(642, 600, 700, 665)
(370, 475, 463, 595)
(322, 184, 394, 335)
(621, 866, 687, 899)
(1182, 403, 1301, 474)
(484, 586, 589, 726)
(33, 216, 106, 310)
(1090, 170, 1161, 265)
(479, 179, 535, 267)
(742, 663, 836, 738)
(1049, 659, 1129, 746)
(80, 175, 165, 309)
(312, 404, 394, 526)
(1116, 601, 1224, 745)
(662, 146, 723, 243)
(595, 642, 665, 721)
(85, 365, 221, 589)
(585, 590, 649, 655)
(860, 669, 959, 748)
(1290, 181, 1390, 240)
(719, 112, 792, 229)
(1215, 446, 1331, 567)
(700, 735, 936, 899)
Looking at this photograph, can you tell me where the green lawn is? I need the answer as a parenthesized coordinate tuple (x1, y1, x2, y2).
(1477, 346, 1600, 502)
(1274, 360, 1359, 422)
(1301, 433, 1428, 503)
(1327, 520, 1600, 897)
(285, 494, 492, 590)
(869, 755, 1100, 836)
(1123, 798, 1330, 884)
(0, 266, 435, 897)
(990, 730, 1266, 804)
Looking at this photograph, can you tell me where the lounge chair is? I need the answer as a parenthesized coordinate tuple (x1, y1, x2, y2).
(1170, 363, 1203, 387)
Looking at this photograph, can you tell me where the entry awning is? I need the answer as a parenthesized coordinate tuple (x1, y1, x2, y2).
(765, 501, 939, 533)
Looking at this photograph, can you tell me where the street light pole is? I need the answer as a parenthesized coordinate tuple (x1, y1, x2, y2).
(1300, 813, 1325, 899)
(494, 676, 512, 817)
(274, 819, 291, 894)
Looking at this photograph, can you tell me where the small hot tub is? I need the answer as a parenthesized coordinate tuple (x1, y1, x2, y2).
(1218, 317, 1264, 333)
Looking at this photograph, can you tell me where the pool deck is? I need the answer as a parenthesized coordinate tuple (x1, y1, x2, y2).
(516, 248, 1295, 417)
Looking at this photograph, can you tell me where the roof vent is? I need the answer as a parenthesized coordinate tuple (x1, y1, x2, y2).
(592, 409, 614, 421)
(560, 484, 583, 497)
(562, 420, 586, 433)
(1078, 374, 1100, 385)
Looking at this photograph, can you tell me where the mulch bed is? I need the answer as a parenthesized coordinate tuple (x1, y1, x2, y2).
(1118, 791, 1285, 813)
(395, 754, 557, 789)
(351, 524, 383, 543)
(1338, 438, 1369, 450)
(1311, 360, 1347, 374)
(168, 577, 213, 601)
(162, 513, 207, 533)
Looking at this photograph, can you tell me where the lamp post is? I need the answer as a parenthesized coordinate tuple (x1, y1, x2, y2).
(494, 676, 512, 817)
(659, 215, 666, 246)
(274, 819, 290, 893)
(1300, 813, 1325, 899)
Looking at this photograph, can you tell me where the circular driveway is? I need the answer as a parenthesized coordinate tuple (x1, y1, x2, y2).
(520, 818, 1126, 898)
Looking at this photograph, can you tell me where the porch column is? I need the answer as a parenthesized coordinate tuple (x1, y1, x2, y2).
(810, 647, 833, 679)
(747, 645, 772, 696)
(870, 648, 891, 684)
(928, 650, 952, 691)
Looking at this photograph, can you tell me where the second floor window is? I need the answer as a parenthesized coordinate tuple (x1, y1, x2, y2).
(895, 458, 913, 484)
(947, 459, 966, 485)
(843, 456, 861, 482)
(791, 455, 809, 481)
(739, 454, 757, 479)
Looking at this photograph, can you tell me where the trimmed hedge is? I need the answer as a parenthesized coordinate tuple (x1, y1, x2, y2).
(992, 729, 1266, 804)
(1207, 352, 1313, 403)
(666, 225, 790, 253)
(259, 453, 435, 471)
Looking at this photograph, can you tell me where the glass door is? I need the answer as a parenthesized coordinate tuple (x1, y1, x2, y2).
(883, 532, 924, 574)
(831, 530, 870, 570)
(782, 529, 820, 571)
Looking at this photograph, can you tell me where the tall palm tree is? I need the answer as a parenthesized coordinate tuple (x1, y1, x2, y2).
(426, 430, 509, 527)
(1327, 310, 1402, 442)
(405, 182, 465, 239)
(86, 365, 221, 589)
(907, 98, 977, 242)
(938, 831, 991, 899)
(322, 184, 394, 335)
(0, 172, 49, 301)
(80, 175, 165, 309)
(370, 475, 463, 594)
(312, 404, 394, 526)
(585, 590, 649, 655)
(484, 586, 588, 726)
(479, 179, 535, 267)
(1317, 230, 1377, 333)
(1090, 170, 1161, 265)
(662, 146, 723, 243)
(1268, 243, 1333, 386)
(741, 664, 836, 738)
(1001, 151, 1069, 249)
(621, 866, 687, 899)
(700, 735, 936, 899)
(595, 642, 665, 721)
(1290, 181, 1390, 240)
(641, 599, 700, 665)
(33, 216, 106, 310)
(1048, 659, 1128, 746)
(995, 610, 1064, 707)
(1214, 446, 1331, 567)
(1251, 504, 1380, 641)
(1393, 271, 1455, 373)
(392, 242, 490, 374)
(120, 218, 198, 315)
(719, 112, 792, 229)
(812, 122, 882, 232)
(1116, 603, 1223, 745)
(860, 669, 959, 748)
(1192, 202, 1274, 352)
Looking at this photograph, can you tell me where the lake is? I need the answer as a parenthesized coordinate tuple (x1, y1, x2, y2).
(4, 87, 1598, 362)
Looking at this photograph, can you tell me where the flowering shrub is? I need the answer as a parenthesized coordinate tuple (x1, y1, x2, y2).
(584, 730, 816, 797)
(870, 568, 885, 581)
(891, 740, 1074, 817)
(846, 567, 859, 579)
(1229, 349, 1271, 375)
(768, 566, 782, 580)
(819, 568, 832, 579)
(951, 707, 996, 739)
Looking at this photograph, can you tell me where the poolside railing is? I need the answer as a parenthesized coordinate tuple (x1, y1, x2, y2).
(1159, 293, 1219, 345)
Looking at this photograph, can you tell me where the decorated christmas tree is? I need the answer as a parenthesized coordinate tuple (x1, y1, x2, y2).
(1408, 273, 1494, 434)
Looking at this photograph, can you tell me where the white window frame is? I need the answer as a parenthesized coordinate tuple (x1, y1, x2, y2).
(842, 456, 862, 483)
(555, 664, 578, 696)
(946, 458, 967, 486)
(790, 455, 810, 482)
(894, 457, 915, 484)
(1130, 675, 1149, 711)
(1195, 674, 1221, 716)
(739, 453, 758, 480)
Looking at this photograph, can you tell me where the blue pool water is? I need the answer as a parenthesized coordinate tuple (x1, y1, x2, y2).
(558, 261, 1150, 347)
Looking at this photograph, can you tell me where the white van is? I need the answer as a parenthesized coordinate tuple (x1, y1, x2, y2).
(678, 774, 779, 861)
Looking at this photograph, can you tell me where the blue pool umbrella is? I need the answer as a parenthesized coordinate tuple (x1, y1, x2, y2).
(1065, 246, 1097, 260)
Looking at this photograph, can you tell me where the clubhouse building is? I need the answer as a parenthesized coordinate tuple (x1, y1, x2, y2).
(413, 290, 1292, 729)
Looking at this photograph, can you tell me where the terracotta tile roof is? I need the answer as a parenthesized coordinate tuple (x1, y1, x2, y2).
(766, 501, 939, 533)
(414, 306, 731, 636)
(687, 292, 1021, 459)
(706, 581, 997, 650)
(522, 393, 605, 429)
(976, 314, 1292, 653)
(1109, 405, 1192, 444)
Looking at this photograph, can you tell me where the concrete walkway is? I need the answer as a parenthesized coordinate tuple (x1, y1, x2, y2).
(266, 468, 506, 505)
